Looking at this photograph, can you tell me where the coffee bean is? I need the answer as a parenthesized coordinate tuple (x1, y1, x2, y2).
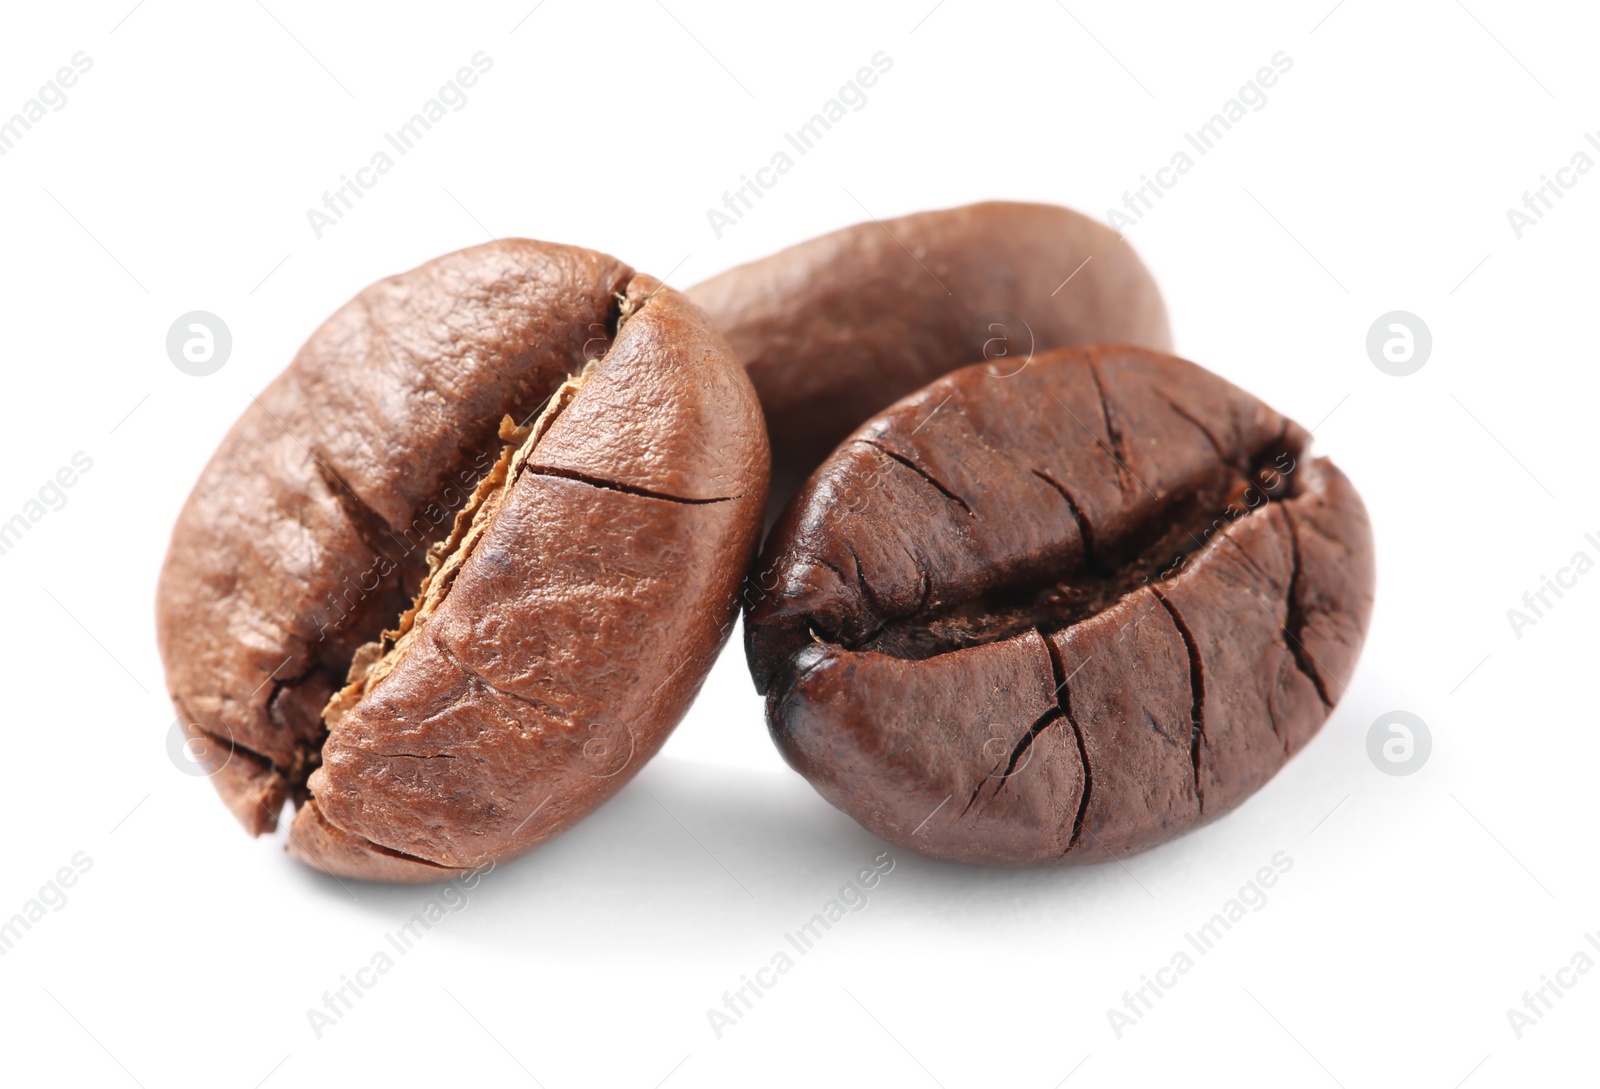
(745, 346, 1373, 865)
(689, 201, 1172, 520)
(157, 241, 769, 881)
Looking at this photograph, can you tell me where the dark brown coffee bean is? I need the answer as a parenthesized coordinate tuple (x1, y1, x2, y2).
(157, 241, 768, 882)
(745, 346, 1372, 865)
(688, 201, 1171, 517)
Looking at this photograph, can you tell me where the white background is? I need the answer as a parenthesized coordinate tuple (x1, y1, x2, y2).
(0, 1, 1594, 1086)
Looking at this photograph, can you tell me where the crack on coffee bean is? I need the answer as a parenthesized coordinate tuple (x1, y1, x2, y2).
(327, 369, 595, 718)
(768, 646, 835, 720)
(809, 553, 858, 607)
(845, 543, 874, 611)
(429, 633, 575, 721)
(1044, 635, 1093, 851)
(1282, 507, 1334, 709)
(312, 456, 410, 571)
(961, 743, 1009, 817)
(859, 440, 974, 517)
(857, 410, 1305, 667)
(998, 705, 1063, 796)
(964, 704, 1064, 816)
(1142, 707, 1178, 747)
(194, 724, 284, 776)
(1265, 674, 1287, 753)
(1087, 358, 1132, 494)
(172, 688, 292, 831)
(1219, 527, 1275, 586)
(266, 664, 338, 794)
(606, 291, 628, 338)
(1150, 587, 1205, 811)
(891, 544, 933, 619)
(194, 720, 307, 815)
(1030, 467, 1097, 567)
(265, 660, 326, 710)
(359, 838, 454, 869)
(524, 465, 741, 506)
(301, 802, 456, 870)
(1160, 395, 1246, 475)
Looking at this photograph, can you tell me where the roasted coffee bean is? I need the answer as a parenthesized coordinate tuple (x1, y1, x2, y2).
(689, 201, 1171, 517)
(745, 347, 1373, 865)
(157, 241, 768, 882)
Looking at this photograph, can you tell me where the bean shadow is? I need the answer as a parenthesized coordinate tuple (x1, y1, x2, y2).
(279, 756, 1199, 957)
